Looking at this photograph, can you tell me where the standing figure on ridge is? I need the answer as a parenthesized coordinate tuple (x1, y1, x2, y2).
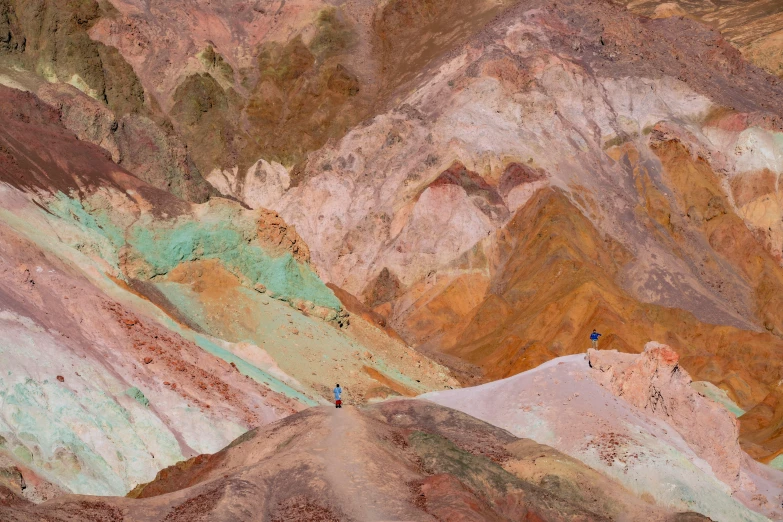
(334, 383, 342, 408)
(590, 329, 602, 349)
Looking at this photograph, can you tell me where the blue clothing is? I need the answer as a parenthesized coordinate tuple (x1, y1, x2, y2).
(590, 332, 601, 340)
(333, 387, 342, 400)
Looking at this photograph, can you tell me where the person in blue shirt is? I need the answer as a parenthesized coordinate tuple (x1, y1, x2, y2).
(334, 384, 342, 408)
(590, 329, 602, 348)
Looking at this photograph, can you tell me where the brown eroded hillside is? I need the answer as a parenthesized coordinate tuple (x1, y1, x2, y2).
(419, 179, 783, 411)
(621, 0, 783, 77)
(80, 0, 519, 178)
(740, 384, 783, 467)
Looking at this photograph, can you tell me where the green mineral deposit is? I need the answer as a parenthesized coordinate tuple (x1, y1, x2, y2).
(125, 387, 150, 408)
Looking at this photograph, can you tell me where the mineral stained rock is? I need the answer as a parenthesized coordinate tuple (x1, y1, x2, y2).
(424, 344, 783, 522)
(0, 401, 722, 522)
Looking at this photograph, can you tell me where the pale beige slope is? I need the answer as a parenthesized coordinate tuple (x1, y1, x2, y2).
(423, 344, 783, 522)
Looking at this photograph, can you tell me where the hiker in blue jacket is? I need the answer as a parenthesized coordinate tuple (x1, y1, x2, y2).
(334, 384, 342, 408)
(590, 329, 602, 348)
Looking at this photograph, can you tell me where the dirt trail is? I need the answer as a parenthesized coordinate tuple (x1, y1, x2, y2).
(319, 406, 417, 522)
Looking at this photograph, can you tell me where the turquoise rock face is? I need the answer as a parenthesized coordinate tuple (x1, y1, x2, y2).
(126, 219, 341, 310)
(0, 174, 451, 501)
(0, 187, 316, 497)
(47, 191, 342, 312)
(0, 312, 185, 496)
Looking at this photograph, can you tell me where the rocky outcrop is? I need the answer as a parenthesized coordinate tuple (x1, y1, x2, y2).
(424, 349, 783, 521)
(207, 159, 290, 211)
(588, 343, 742, 488)
(0, 0, 145, 116)
(256, 208, 311, 264)
(33, 80, 216, 203)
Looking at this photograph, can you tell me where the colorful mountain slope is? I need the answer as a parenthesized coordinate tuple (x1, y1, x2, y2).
(4, 0, 783, 422)
(1, 0, 783, 517)
(0, 85, 455, 500)
(0, 400, 718, 521)
(424, 183, 783, 411)
(423, 343, 783, 521)
(211, 0, 783, 418)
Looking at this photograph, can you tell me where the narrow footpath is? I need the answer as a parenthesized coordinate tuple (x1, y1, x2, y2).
(315, 406, 425, 522)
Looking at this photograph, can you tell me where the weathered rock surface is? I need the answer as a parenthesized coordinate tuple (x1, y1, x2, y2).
(588, 343, 742, 487)
(0, 401, 717, 521)
(620, 0, 783, 78)
(0, 85, 456, 500)
(740, 383, 783, 469)
(424, 346, 783, 522)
